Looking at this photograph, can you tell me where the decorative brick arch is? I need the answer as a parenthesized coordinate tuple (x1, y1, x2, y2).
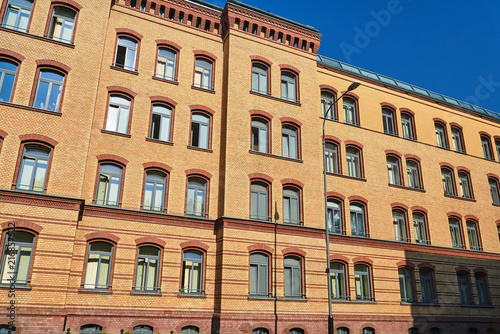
(323, 135, 341, 145)
(279, 64, 300, 74)
(281, 247, 306, 257)
(250, 55, 272, 66)
(249, 109, 273, 120)
(96, 154, 128, 166)
(190, 104, 215, 115)
(35, 59, 71, 73)
(155, 39, 182, 51)
(380, 102, 397, 110)
(143, 162, 172, 173)
(456, 166, 471, 173)
(85, 231, 120, 244)
(342, 91, 359, 99)
(135, 236, 166, 248)
(185, 169, 212, 179)
(1, 220, 43, 233)
(247, 243, 273, 254)
(399, 108, 415, 116)
(327, 191, 345, 201)
(455, 266, 470, 273)
(391, 202, 409, 210)
(0, 129, 7, 139)
(18, 134, 58, 147)
(106, 86, 137, 98)
(487, 173, 500, 180)
(433, 117, 447, 125)
(352, 256, 373, 265)
(319, 84, 338, 94)
(115, 27, 143, 40)
(329, 255, 349, 263)
(150, 96, 178, 107)
(473, 267, 488, 275)
(439, 162, 454, 169)
(348, 195, 368, 204)
(385, 149, 402, 157)
(51, 0, 83, 10)
(396, 260, 415, 269)
(193, 50, 217, 61)
(447, 212, 462, 219)
(180, 240, 209, 251)
(464, 215, 479, 222)
(280, 178, 304, 188)
(449, 122, 463, 129)
(280, 116, 302, 127)
(130, 320, 156, 330)
(344, 140, 363, 149)
(404, 154, 421, 161)
(248, 173, 273, 184)
(418, 262, 435, 271)
(410, 206, 428, 214)
(0, 48, 25, 62)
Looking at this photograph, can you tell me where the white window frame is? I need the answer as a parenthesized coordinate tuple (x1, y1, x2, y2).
(252, 63, 268, 94)
(343, 97, 357, 125)
(350, 204, 366, 237)
(186, 177, 206, 217)
(150, 104, 172, 142)
(283, 188, 300, 225)
(387, 157, 401, 185)
(105, 95, 131, 134)
(251, 118, 268, 153)
(346, 147, 361, 178)
(282, 125, 298, 159)
(2, 0, 33, 32)
(0, 59, 18, 102)
(114, 36, 138, 71)
(401, 113, 414, 140)
(156, 47, 176, 81)
(48, 6, 76, 43)
(194, 58, 212, 90)
(382, 108, 396, 135)
(281, 71, 296, 102)
(33, 70, 64, 112)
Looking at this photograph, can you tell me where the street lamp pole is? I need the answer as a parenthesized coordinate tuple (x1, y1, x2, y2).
(323, 81, 360, 334)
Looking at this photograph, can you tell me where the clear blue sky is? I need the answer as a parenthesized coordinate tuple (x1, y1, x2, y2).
(212, 0, 500, 112)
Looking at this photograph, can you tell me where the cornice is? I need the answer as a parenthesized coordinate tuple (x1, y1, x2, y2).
(0, 189, 83, 211)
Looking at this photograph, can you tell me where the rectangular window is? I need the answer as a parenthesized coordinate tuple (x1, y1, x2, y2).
(186, 177, 206, 217)
(490, 179, 500, 205)
(458, 172, 472, 199)
(181, 251, 203, 294)
(387, 157, 401, 185)
(343, 97, 357, 125)
(354, 264, 371, 300)
(327, 200, 342, 234)
(325, 143, 338, 174)
(481, 136, 493, 160)
(496, 140, 500, 162)
(2, 0, 33, 32)
(190, 113, 210, 149)
(475, 274, 488, 306)
(406, 160, 421, 189)
(420, 270, 434, 303)
(350, 204, 365, 237)
(250, 183, 268, 221)
(346, 148, 361, 178)
(330, 262, 346, 299)
(393, 211, 407, 242)
(143, 171, 166, 212)
(413, 213, 428, 244)
(156, 48, 176, 81)
(17, 145, 50, 192)
(283, 188, 300, 225)
(252, 63, 268, 94)
(451, 127, 465, 153)
(95, 164, 122, 206)
(84, 242, 113, 289)
(135, 246, 160, 291)
(457, 273, 471, 305)
(284, 257, 301, 297)
(441, 169, 455, 196)
(399, 268, 413, 302)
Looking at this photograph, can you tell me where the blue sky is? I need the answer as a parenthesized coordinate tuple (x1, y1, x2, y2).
(212, 0, 500, 112)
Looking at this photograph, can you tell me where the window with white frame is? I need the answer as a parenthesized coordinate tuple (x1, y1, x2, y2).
(190, 113, 210, 149)
(134, 246, 160, 291)
(33, 70, 64, 112)
(252, 63, 268, 94)
(181, 250, 203, 294)
(382, 108, 396, 135)
(466, 221, 480, 251)
(48, 6, 76, 43)
(186, 177, 206, 217)
(435, 123, 447, 148)
(330, 262, 347, 299)
(350, 203, 366, 237)
(413, 213, 428, 244)
(451, 127, 465, 153)
(105, 95, 131, 134)
(83, 241, 113, 289)
(250, 182, 268, 221)
(321, 91, 335, 120)
(284, 256, 302, 298)
(282, 125, 298, 159)
(481, 135, 493, 160)
(2, 0, 33, 32)
(156, 47, 176, 81)
(343, 97, 357, 125)
(393, 210, 407, 242)
(251, 118, 268, 153)
(489, 178, 500, 205)
(441, 168, 455, 196)
(95, 164, 122, 206)
(458, 171, 472, 199)
(401, 112, 415, 140)
(143, 171, 166, 212)
(325, 142, 339, 174)
(194, 58, 212, 90)
(0, 231, 35, 285)
(283, 187, 300, 225)
(346, 147, 361, 178)
(16, 145, 50, 192)
(0, 59, 18, 102)
(249, 252, 268, 296)
(114, 36, 138, 71)
(281, 71, 296, 101)
(150, 104, 172, 142)
(449, 218, 463, 249)
(406, 160, 421, 189)
(354, 264, 371, 300)
(387, 156, 401, 185)
(327, 200, 342, 234)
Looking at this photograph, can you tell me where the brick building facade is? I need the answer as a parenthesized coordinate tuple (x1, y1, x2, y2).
(0, 0, 499, 333)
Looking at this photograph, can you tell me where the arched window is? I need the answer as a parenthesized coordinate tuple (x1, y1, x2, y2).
(408, 328, 419, 334)
(398, 267, 414, 302)
(354, 264, 372, 301)
(156, 47, 177, 81)
(401, 112, 415, 140)
(346, 146, 362, 178)
(0, 231, 35, 285)
(249, 252, 269, 296)
(387, 156, 402, 185)
(382, 107, 397, 135)
(80, 324, 102, 334)
(133, 325, 153, 334)
(83, 241, 114, 289)
(253, 329, 269, 334)
(449, 218, 463, 249)
(33, 69, 65, 112)
(194, 57, 213, 90)
(143, 170, 167, 212)
(441, 167, 455, 196)
(350, 203, 366, 237)
(434, 122, 448, 149)
(0, 58, 18, 102)
(420, 268, 435, 303)
(330, 262, 347, 299)
(457, 271, 472, 305)
(0, 325, 15, 334)
(283, 186, 301, 225)
(451, 126, 465, 153)
(289, 329, 304, 334)
(489, 177, 500, 205)
(114, 35, 139, 71)
(282, 124, 299, 159)
(134, 246, 160, 292)
(186, 176, 208, 217)
(190, 112, 211, 149)
(181, 326, 199, 334)
(252, 62, 268, 95)
(281, 71, 297, 102)
(16, 144, 51, 192)
(458, 171, 473, 199)
(474, 272, 489, 306)
(392, 209, 408, 242)
(429, 328, 440, 334)
(343, 96, 358, 126)
(481, 135, 493, 160)
(468, 329, 478, 334)
(251, 117, 269, 153)
(284, 256, 302, 298)
(321, 90, 336, 120)
(95, 163, 123, 206)
(325, 142, 339, 174)
(496, 138, 500, 162)
(466, 220, 481, 251)
(406, 158, 422, 190)
(327, 199, 343, 234)
(47, 6, 77, 43)
(2, 0, 33, 32)
(105, 95, 132, 134)
(363, 328, 375, 334)
(149, 104, 172, 142)
(181, 250, 203, 294)
(337, 327, 349, 334)
(250, 181, 269, 221)
(413, 212, 429, 244)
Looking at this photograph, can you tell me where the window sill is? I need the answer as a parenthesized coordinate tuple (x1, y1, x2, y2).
(0, 27, 75, 48)
(278, 297, 308, 302)
(249, 150, 303, 163)
(187, 145, 213, 153)
(444, 194, 476, 202)
(0, 101, 62, 116)
(411, 302, 441, 306)
(191, 85, 215, 94)
(152, 75, 179, 85)
(384, 131, 399, 137)
(177, 293, 206, 298)
(146, 137, 174, 146)
(492, 203, 500, 208)
(78, 289, 113, 294)
(460, 304, 494, 308)
(321, 116, 339, 122)
(248, 295, 274, 300)
(0, 284, 31, 290)
(346, 299, 375, 303)
(110, 65, 139, 75)
(249, 90, 301, 106)
(388, 183, 425, 193)
(344, 121, 360, 127)
(130, 291, 162, 296)
(101, 129, 131, 138)
(437, 145, 451, 150)
(326, 172, 366, 182)
(400, 301, 419, 305)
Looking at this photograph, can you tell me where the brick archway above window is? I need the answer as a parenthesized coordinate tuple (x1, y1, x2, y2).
(348, 195, 368, 204)
(396, 260, 415, 269)
(19, 134, 58, 147)
(464, 214, 479, 222)
(85, 231, 120, 244)
(449, 122, 463, 129)
(135, 236, 166, 248)
(327, 191, 345, 201)
(404, 154, 421, 161)
(1, 220, 43, 233)
(399, 108, 415, 115)
(380, 102, 397, 110)
(51, 0, 83, 10)
(344, 140, 363, 149)
(115, 27, 143, 40)
(319, 84, 338, 94)
(190, 105, 215, 115)
(143, 162, 172, 173)
(391, 202, 409, 210)
(487, 173, 500, 179)
(341, 91, 359, 99)
(479, 131, 492, 137)
(439, 162, 454, 169)
(35, 59, 71, 73)
(329, 255, 349, 263)
(193, 50, 217, 61)
(323, 135, 341, 144)
(281, 247, 306, 257)
(0, 129, 7, 138)
(247, 243, 273, 254)
(185, 169, 212, 179)
(433, 117, 447, 124)
(410, 206, 428, 214)
(447, 212, 462, 219)
(106, 86, 137, 98)
(456, 166, 471, 173)
(0, 48, 25, 62)
(155, 39, 182, 51)
(473, 267, 488, 275)
(279, 64, 300, 74)
(250, 55, 272, 66)
(96, 154, 128, 166)
(150, 96, 178, 107)
(280, 117, 302, 127)
(385, 149, 402, 157)
(280, 178, 304, 188)
(180, 240, 209, 251)
(249, 109, 273, 120)
(455, 266, 470, 273)
(352, 256, 373, 265)
(248, 173, 273, 184)
(417, 262, 435, 271)
(130, 320, 156, 330)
